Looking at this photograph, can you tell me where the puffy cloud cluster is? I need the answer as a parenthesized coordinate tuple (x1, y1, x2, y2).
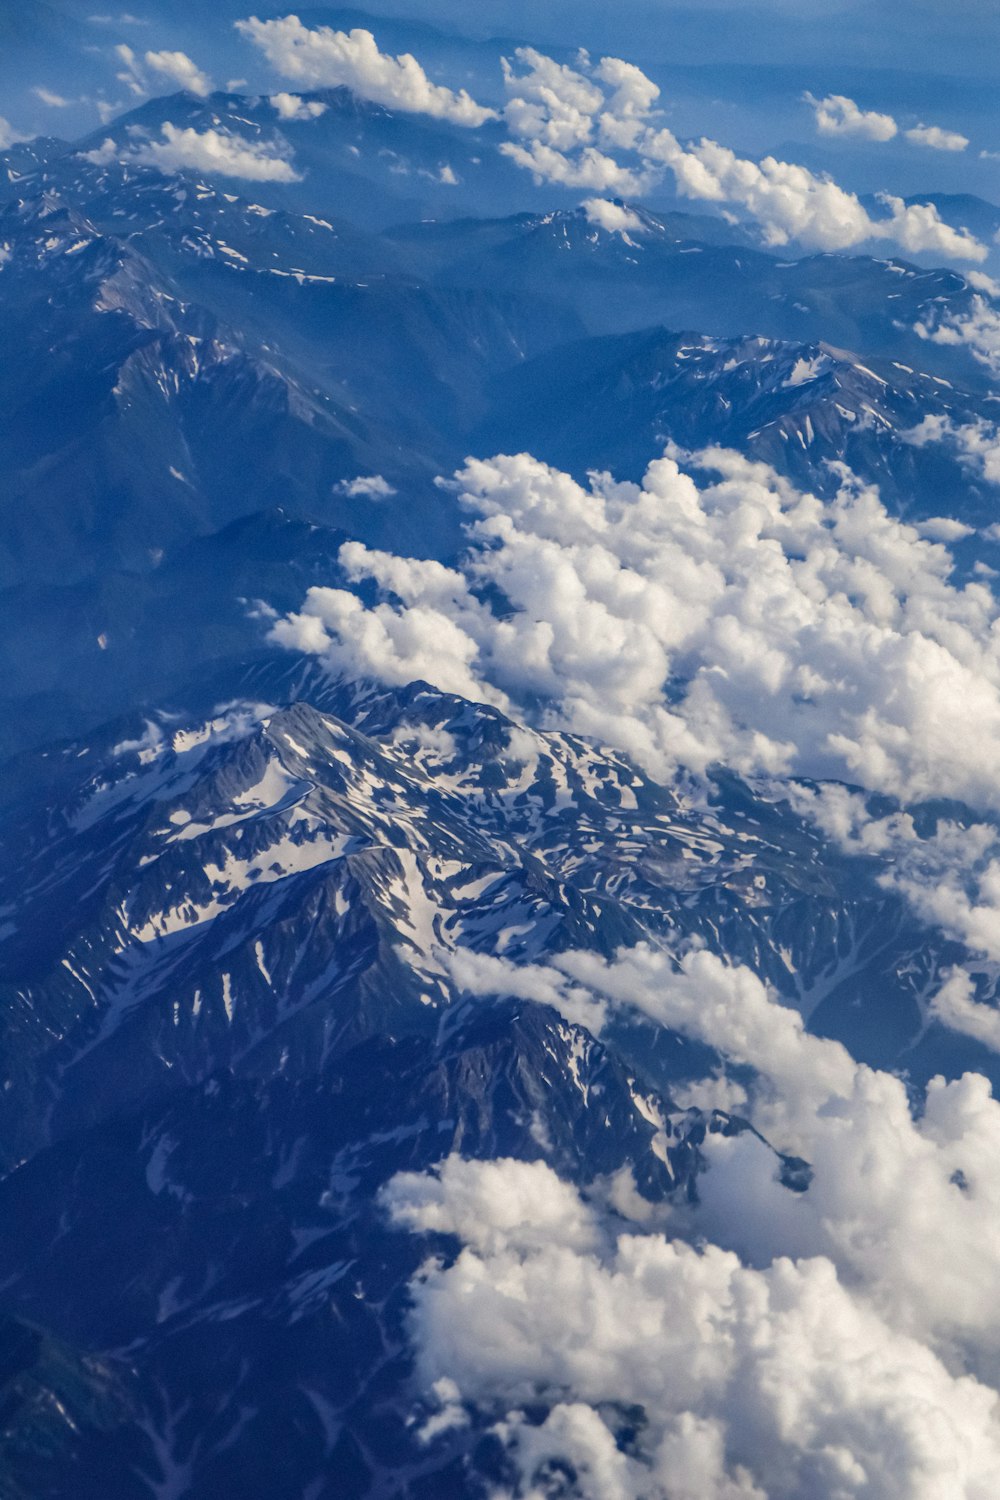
(580, 197, 646, 235)
(385, 1148, 1000, 1498)
(497, 48, 983, 259)
(804, 91, 898, 142)
(336, 474, 397, 500)
(916, 295, 1000, 375)
(236, 16, 497, 127)
(229, 20, 980, 259)
(272, 446, 1000, 812)
(84, 122, 301, 182)
(144, 48, 212, 98)
(904, 411, 1000, 487)
(385, 936, 1000, 1496)
(789, 782, 1000, 966)
(803, 92, 969, 153)
(269, 92, 328, 122)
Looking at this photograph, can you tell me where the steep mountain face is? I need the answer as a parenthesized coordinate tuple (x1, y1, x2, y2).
(57, 86, 533, 229)
(0, 176, 582, 591)
(482, 328, 1000, 521)
(389, 205, 996, 378)
(3, 676, 919, 1497)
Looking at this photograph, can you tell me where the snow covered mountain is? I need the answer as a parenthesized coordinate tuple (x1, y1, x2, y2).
(6, 29, 1000, 1499)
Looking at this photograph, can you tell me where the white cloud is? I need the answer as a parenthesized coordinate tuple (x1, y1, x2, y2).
(32, 87, 72, 108)
(804, 91, 898, 142)
(269, 92, 328, 122)
(906, 123, 970, 153)
(336, 474, 397, 500)
(494, 48, 985, 261)
(84, 122, 301, 181)
(916, 296, 1000, 372)
(931, 969, 1000, 1051)
(502, 46, 606, 151)
(903, 412, 1000, 485)
(235, 28, 981, 261)
(500, 138, 656, 195)
(114, 42, 147, 98)
(236, 17, 496, 127)
(784, 782, 1000, 967)
(382, 933, 1000, 1462)
(649, 134, 984, 258)
(446, 948, 610, 1035)
(0, 118, 26, 150)
(144, 49, 212, 99)
(916, 516, 976, 542)
(581, 197, 646, 235)
(273, 446, 1000, 813)
(385, 1145, 1000, 1500)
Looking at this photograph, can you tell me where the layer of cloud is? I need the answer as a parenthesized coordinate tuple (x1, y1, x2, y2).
(236, 17, 496, 127)
(498, 48, 984, 260)
(785, 782, 1000, 977)
(84, 122, 301, 182)
(386, 1144, 1000, 1498)
(382, 928, 1000, 1496)
(232, 22, 980, 260)
(272, 446, 1000, 812)
(144, 48, 212, 98)
(804, 91, 897, 142)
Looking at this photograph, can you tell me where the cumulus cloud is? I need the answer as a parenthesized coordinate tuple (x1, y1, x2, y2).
(84, 122, 301, 182)
(788, 782, 1000, 969)
(802, 94, 968, 154)
(906, 123, 970, 152)
(496, 47, 984, 261)
(903, 412, 1000, 487)
(144, 48, 212, 98)
(236, 17, 496, 127)
(269, 91, 328, 121)
(385, 1144, 1000, 1499)
(234, 24, 980, 260)
(504, 139, 657, 194)
(501, 138, 655, 195)
(916, 295, 1000, 373)
(580, 197, 646, 235)
(931, 969, 1000, 1051)
(272, 446, 1000, 812)
(967, 270, 1000, 298)
(336, 474, 397, 500)
(804, 91, 898, 142)
(379, 930, 1000, 1500)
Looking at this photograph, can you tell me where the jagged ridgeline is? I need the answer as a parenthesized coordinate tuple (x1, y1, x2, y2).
(2, 26, 1000, 1500)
